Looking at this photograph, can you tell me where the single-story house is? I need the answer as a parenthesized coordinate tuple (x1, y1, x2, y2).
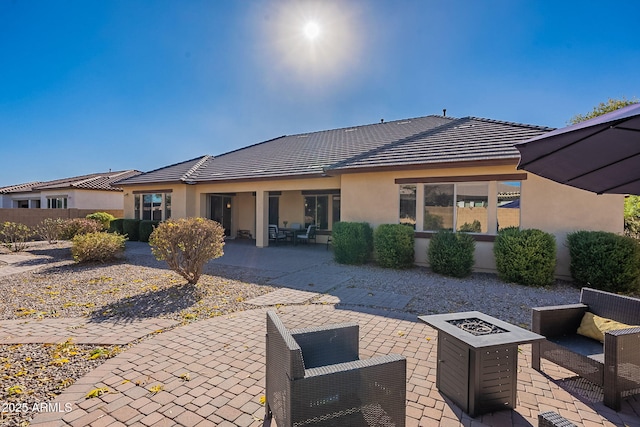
(0, 170, 141, 210)
(115, 115, 623, 279)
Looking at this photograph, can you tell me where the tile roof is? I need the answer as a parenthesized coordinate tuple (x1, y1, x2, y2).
(0, 182, 43, 194)
(117, 116, 454, 185)
(327, 117, 553, 172)
(1, 171, 141, 193)
(116, 115, 554, 186)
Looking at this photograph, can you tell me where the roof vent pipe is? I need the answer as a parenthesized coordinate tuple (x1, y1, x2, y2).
(443, 109, 447, 117)
(380, 119, 384, 123)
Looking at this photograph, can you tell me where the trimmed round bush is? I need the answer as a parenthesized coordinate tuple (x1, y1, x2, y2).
(374, 224, 415, 269)
(139, 220, 160, 243)
(332, 222, 373, 265)
(108, 218, 124, 234)
(122, 219, 141, 242)
(86, 212, 115, 230)
(428, 230, 475, 278)
(567, 230, 640, 293)
(149, 217, 225, 284)
(494, 227, 556, 287)
(71, 232, 126, 263)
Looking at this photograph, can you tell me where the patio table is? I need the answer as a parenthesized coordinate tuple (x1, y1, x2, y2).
(419, 311, 543, 417)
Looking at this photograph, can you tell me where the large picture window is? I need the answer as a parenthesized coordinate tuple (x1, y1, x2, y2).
(134, 193, 171, 221)
(399, 178, 522, 234)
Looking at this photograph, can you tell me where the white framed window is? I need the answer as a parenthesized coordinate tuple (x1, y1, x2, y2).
(47, 196, 67, 209)
(134, 193, 171, 221)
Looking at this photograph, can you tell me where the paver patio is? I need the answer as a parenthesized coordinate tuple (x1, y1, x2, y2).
(25, 305, 640, 427)
(2, 242, 639, 426)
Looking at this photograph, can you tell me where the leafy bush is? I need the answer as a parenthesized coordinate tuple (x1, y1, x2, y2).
(149, 217, 225, 284)
(567, 231, 640, 293)
(494, 227, 556, 287)
(86, 212, 115, 230)
(109, 218, 124, 234)
(139, 220, 160, 243)
(374, 224, 415, 269)
(332, 222, 373, 265)
(35, 218, 65, 244)
(122, 219, 141, 242)
(427, 230, 475, 278)
(59, 218, 103, 240)
(0, 222, 33, 252)
(71, 232, 126, 263)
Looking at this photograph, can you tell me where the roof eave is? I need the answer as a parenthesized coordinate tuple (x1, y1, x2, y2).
(325, 158, 520, 175)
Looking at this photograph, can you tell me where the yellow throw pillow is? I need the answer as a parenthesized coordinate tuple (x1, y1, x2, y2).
(577, 312, 636, 343)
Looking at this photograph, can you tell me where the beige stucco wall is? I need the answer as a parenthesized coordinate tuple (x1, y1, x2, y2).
(340, 165, 623, 279)
(122, 166, 623, 278)
(61, 189, 124, 210)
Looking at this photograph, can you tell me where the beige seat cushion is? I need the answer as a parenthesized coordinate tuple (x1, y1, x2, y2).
(577, 312, 637, 343)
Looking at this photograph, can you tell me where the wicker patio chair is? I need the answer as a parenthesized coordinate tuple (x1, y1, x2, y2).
(264, 311, 406, 427)
(531, 288, 640, 410)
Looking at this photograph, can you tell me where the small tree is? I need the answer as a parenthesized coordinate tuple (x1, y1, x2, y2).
(35, 218, 65, 244)
(149, 217, 225, 285)
(0, 222, 33, 252)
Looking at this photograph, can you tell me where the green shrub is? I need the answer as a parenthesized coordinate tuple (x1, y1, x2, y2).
(35, 218, 65, 244)
(109, 218, 124, 234)
(86, 212, 115, 230)
(567, 231, 640, 293)
(149, 217, 225, 284)
(139, 220, 160, 243)
(0, 222, 33, 252)
(494, 227, 556, 287)
(332, 222, 373, 265)
(427, 230, 475, 278)
(374, 224, 415, 269)
(122, 219, 141, 242)
(71, 232, 126, 263)
(59, 218, 103, 240)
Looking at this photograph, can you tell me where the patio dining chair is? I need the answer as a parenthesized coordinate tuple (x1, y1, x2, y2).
(296, 225, 317, 245)
(268, 225, 287, 245)
(264, 311, 406, 427)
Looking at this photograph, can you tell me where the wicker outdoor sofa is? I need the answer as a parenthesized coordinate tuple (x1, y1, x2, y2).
(531, 288, 640, 410)
(264, 311, 407, 426)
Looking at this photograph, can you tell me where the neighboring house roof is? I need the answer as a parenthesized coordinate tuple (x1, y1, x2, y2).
(1, 170, 142, 194)
(116, 114, 554, 186)
(0, 182, 43, 194)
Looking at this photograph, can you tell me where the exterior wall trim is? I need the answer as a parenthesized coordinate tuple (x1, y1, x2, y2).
(395, 173, 528, 184)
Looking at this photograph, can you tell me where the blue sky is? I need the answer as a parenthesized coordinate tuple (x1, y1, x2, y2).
(2, 0, 639, 186)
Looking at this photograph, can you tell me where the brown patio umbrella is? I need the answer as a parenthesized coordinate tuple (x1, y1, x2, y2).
(516, 103, 640, 194)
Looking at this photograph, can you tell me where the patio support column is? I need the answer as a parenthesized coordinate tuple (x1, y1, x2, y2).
(256, 189, 269, 247)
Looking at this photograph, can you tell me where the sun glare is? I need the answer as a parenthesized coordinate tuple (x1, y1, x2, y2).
(304, 21, 320, 40)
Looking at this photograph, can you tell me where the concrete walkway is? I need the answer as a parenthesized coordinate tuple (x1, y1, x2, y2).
(2, 241, 639, 426)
